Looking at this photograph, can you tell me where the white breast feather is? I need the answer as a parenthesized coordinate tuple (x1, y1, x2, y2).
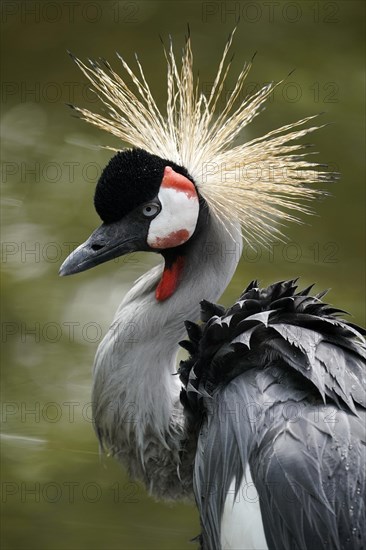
(220, 467, 268, 550)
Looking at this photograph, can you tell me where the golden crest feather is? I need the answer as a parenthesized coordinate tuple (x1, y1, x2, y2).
(68, 28, 331, 245)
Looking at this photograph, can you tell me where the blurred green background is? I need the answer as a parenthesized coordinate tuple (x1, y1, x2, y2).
(1, 1, 365, 549)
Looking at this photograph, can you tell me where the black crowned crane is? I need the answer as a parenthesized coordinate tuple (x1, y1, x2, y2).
(60, 30, 366, 550)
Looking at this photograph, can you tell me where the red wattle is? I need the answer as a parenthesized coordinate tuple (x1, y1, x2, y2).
(155, 256, 185, 301)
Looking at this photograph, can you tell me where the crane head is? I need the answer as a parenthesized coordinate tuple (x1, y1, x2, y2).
(59, 148, 201, 277)
(60, 32, 333, 279)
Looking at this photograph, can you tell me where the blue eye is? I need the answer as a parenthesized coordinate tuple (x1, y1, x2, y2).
(142, 203, 160, 217)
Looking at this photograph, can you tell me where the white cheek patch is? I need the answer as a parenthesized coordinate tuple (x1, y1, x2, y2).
(147, 167, 199, 249)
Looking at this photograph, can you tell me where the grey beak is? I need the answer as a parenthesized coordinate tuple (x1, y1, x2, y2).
(59, 219, 146, 276)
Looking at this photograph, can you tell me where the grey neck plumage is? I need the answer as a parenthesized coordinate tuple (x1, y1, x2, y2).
(92, 214, 242, 499)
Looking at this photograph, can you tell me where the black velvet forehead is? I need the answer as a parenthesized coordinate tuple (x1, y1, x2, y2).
(94, 148, 193, 223)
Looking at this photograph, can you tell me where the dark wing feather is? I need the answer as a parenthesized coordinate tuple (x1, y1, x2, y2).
(179, 280, 366, 549)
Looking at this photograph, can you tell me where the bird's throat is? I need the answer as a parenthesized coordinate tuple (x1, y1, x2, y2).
(155, 255, 185, 301)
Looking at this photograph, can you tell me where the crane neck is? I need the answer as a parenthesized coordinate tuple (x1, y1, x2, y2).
(92, 213, 242, 496)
